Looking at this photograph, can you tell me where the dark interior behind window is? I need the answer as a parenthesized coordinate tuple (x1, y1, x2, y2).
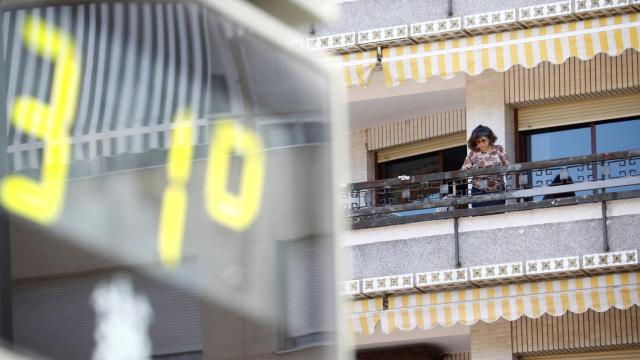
(376, 145, 467, 179)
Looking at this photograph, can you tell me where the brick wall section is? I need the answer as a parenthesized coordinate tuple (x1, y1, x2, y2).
(468, 306, 640, 359)
(349, 129, 373, 182)
(349, 108, 467, 183)
(505, 49, 640, 106)
(442, 352, 470, 360)
(465, 70, 516, 158)
(366, 109, 466, 150)
(512, 306, 640, 356)
(470, 319, 515, 360)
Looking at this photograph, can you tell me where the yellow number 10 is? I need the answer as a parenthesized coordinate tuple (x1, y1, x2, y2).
(206, 120, 265, 231)
(1, 18, 80, 224)
(158, 117, 265, 268)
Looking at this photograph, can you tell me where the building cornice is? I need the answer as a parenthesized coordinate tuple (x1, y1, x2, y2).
(304, 0, 640, 54)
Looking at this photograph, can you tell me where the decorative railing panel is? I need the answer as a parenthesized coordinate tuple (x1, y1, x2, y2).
(344, 149, 640, 229)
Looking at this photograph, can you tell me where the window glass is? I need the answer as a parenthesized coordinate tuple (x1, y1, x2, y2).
(595, 118, 640, 152)
(525, 126, 592, 199)
(442, 146, 468, 172)
(376, 145, 467, 179)
(526, 126, 591, 161)
(378, 153, 439, 179)
(0, 2, 336, 358)
(596, 118, 640, 193)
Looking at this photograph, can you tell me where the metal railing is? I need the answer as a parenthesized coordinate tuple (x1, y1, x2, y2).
(344, 149, 640, 229)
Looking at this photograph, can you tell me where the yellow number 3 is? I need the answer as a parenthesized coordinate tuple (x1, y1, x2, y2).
(1, 18, 80, 224)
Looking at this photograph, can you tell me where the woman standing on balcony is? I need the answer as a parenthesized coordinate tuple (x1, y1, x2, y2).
(461, 125, 510, 207)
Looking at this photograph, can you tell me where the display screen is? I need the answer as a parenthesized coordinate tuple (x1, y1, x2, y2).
(0, 1, 338, 359)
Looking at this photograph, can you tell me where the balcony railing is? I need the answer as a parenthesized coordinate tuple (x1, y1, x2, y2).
(344, 149, 640, 229)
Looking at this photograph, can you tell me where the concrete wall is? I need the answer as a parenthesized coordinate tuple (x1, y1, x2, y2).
(347, 198, 640, 279)
(311, 0, 552, 36)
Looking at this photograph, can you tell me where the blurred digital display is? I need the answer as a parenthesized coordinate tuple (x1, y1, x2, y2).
(1, 1, 338, 359)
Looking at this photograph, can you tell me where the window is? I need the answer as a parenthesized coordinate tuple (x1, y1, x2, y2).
(376, 145, 467, 180)
(522, 117, 640, 196)
(596, 118, 640, 193)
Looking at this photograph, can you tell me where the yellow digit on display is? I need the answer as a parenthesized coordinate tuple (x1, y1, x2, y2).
(205, 120, 265, 231)
(1, 17, 81, 224)
(157, 109, 195, 268)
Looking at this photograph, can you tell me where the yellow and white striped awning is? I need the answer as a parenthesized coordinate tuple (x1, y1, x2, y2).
(348, 271, 640, 335)
(346, 297, 383, 336)
(381, 13, 640, 87)
(339, 50, 378, 87)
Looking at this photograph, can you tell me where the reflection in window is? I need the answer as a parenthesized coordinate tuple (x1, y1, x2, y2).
(526, 126, 591, 161)
(595, 118, 640, 152)
(523, 117, 640, 198)
(596, 118, 640, 192)
(525, 126, 592, 199)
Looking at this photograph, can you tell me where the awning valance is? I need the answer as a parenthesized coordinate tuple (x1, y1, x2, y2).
(348, 271, 640, 335)
(380, 13, 640, 87)
(346, 297, 383, 336)
(340, 50, 378, 87)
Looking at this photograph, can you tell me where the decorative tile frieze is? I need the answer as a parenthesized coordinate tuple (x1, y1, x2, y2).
(574, 0, 635, 19)
(519, 1, 576, 27)
(463, 9, 521, 35)
(361, 277, 377, 295)
(525, 256, 581, 279)
(305, 1, 640, 54)
(415, 268, 469, 291)
(357, 25, 414, 50)
(388, 273, 415, 293)
(306, 32, 358, 53)
(409, 17, 466, 42)
(469, 261, 525, 285)
(340, 280, 366, 298)
(362, 274, 414, 295)
(345, 250, 639, 298)
(582, 250, 639, 274)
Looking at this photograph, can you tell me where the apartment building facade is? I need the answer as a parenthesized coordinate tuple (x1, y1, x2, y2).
(312, 1, 640, 359)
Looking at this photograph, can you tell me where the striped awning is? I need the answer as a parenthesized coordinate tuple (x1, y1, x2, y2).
(4, 2, 331, 173)
(4, 2, 216, 172)
(340, 50, 378, 87)
(348, 271, 640, 335)
(381, 13, 640, 87)
(346, 297, 383, 336)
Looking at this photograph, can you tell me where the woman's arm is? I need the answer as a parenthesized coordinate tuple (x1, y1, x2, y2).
(461, 154, 473, 170)
(498, 145, 510, 165)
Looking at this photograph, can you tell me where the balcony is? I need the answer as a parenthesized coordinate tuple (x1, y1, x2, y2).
(345, 149, 640, 229)
(342, 149, 640, 282)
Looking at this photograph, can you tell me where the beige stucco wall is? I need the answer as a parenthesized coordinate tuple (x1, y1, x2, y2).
(349, 129, 372, 182)
(466, 70, 516, 158)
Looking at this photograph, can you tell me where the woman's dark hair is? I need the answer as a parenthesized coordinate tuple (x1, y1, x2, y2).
(467, 125, 498, 151)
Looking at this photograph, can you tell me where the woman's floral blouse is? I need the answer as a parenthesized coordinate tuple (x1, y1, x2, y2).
(461, 144, 510, 192)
